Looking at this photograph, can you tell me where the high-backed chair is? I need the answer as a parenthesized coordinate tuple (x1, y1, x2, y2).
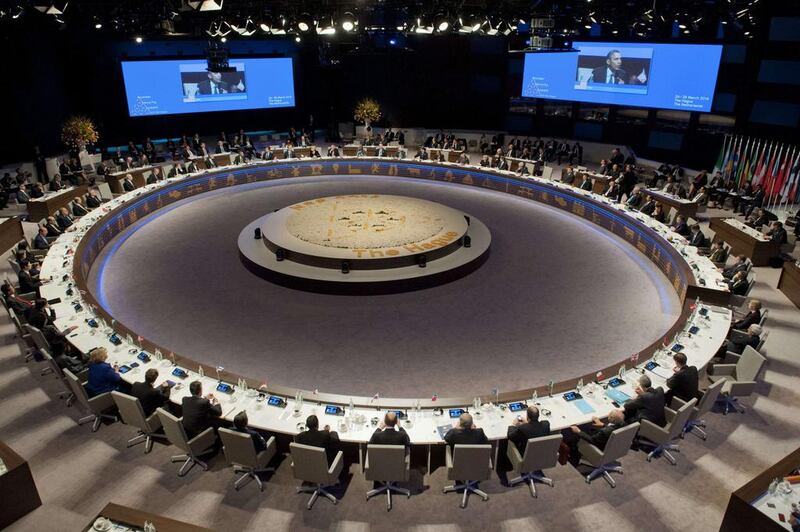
(156, 407, 217, 477)
(63, 369, 116, 432)
(23, 324, 51, 359)
(365, 444, 411, 511)
(506, 434, 561, 498)
(443, 444, 493, 508)
(96, 182, 114, 201)
(39, 348, 77, 406)
(673, 379, 725, 441)
(709, 347, 766, 414)
(289, 442, 344, 509)
(111, 391, 166, 454)
(219, 428, 277, 492)
(638, 399, 697, 465)
(578, 422, 640, 488)
(8, 309, 35, 361)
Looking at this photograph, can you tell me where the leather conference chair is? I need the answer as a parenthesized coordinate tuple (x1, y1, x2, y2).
(289, 442, 344, 509)
(578, 422, 640, 488)
(39, 347, 78, 406)
(23, 324, 51, 358)
(156, 407, 217, 477)
(8, 309, 35, 362)
(443, 444, 493, 508)
(709, 346, 766, 414)
(672, 379, 725, 441)
(111, 391, 166, 454)
(638, 398, 697, 465)
(365, 444, 411, 511)
(63, 368, 116, 432)
(219, 427, 277, 492)
(506, 434, 561, 498)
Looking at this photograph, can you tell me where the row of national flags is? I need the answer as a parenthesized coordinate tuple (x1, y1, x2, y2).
(713, 134, 800, 207)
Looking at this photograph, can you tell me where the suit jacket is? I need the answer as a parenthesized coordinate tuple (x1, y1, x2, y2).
(689, 231, 705, 247)
(640, 201, 656, 215)
(507, 420, 551, 454)
(33, 234, 49, 250)
(734, 310, 761, 331)
(86, 195, 102, 208)
(577, 422, 619, 451)
(730, 334, 760, 355)
(295, 428, 340, 464)
(198, 79, 234, 95)
(369, 426, 411, 447)
(235, 426, 268, 453)
(672, 222, 690, 237)
(623, 387, 666, 426)
(18, 270, 39, 294)
(86, 362, 121, 396)
(16, 190, 29, 203)
(769, 227, 788, 245)
(55, 213, 73, 230)
(592, 66, 628, 84)
(131, 381, 169, 417)
(731, 279, 748, 296)
(723, 262, 747, 279)
(181, 395, 222, 438)
(122, 180, 135, 192)
(45, 223, 61, 237)
(443, 427, 488, 449)
(665, 366, 699, 405)
(72, 203, 88, 217)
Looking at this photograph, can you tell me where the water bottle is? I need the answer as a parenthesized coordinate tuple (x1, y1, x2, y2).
(198, 366, 204, 378)
(531, 390, 538, 404)
(618, 365, 626, 379)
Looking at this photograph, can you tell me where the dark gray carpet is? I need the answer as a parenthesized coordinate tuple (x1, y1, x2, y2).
(88, 176, 679, 397)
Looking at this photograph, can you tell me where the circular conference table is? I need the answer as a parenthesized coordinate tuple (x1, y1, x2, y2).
(39, 157, 732, 457)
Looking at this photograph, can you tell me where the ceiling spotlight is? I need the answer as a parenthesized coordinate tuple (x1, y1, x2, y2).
(297, 13, 313, 32)
(11, 5, 24, 19)
(341, 12, 355, 32)
(317, 17, 335, 35)
(135, 36, 143, 43)
(434, 13, 449, 32)
(187, 0, 223, 12)
(94, 22, 102, 29)
(294, 36, 301, 43)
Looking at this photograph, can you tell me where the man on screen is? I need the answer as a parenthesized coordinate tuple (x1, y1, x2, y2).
(198, 70, 243, 95)
(590, 50, 647, 85)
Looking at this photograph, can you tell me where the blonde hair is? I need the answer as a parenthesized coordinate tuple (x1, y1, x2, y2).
(88, 347, 108, 364)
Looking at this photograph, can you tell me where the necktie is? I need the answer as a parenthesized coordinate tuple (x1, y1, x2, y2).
(212, 84, 217, 94)
(607, 70, 613, 83)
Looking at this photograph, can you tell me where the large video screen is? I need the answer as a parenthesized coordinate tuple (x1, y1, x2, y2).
(121, 58, 295, 117)
(521, 42, 722, 112)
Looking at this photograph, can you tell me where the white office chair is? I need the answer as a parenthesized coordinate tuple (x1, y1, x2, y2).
(289, 442, 344, 509)
(506, 434, 561, 498)
(157, 408, 217, 477)
(365, 444, 411, 511)
(443, 444, 493, 508)
(111, 391, 166, 454)
(219, 427, 277, 492)
(674, 379, 725, 441)
(709, 347, 766, 414)
(63, 369, 117, 432)
(579, 422, 640, 488)
(638, 399, 697, 465)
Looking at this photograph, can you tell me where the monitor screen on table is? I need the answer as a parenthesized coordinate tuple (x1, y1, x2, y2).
(121, 57, 295, 117)
(521, 42, 722, 112)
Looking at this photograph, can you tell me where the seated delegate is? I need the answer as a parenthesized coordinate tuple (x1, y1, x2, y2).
(181, 380, 222, 439)
(369, 412, 411, 447)
(623, 375, 666, 427)
(295, 414, 340, 465)
(85, 347, 124, 396)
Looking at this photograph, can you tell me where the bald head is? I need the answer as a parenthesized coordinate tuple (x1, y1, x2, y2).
(459, 412, 474, 429)
(608, 409, 624, 424)
(384, 411, 398, 428)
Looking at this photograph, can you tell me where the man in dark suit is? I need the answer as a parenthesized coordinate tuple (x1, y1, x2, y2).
(86, 191, 102, 208)
(623, 375, 666, 427)
(766, 221, 788, 245)
(168, 164, 188, 178)
(233, 411, 270, 453)
(33, 227, 50, 251)
(590, 50, 628, 84)
(16, 184, 30, 204)
(18, 260, 41, 295)
(181, 380, 222, 438)
(131, 368, 171, 417)
(569, 408, 625, 452)
(44, 216, 61, 237)
(665, 353, 699, 405)
(610, 148, 625, 166)
(369, 412, 411, 447)
(507, 406, 551, 454)
(444, 413, 488, 449)
(733, 300, 762, 331)
(639, 195, 656, 216)
(122, 175, 135, 192)
(55, 208, 73, 230)
(688, 224, 706, 247)
(722, 255, 748, 279)
(295, 414, 340, 465)
(197, 71, 240, 95)
(670, 215, 691, 237)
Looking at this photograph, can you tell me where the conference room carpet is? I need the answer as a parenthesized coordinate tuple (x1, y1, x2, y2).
(2, 237, 799, 532)
(86, 175, 680, 398)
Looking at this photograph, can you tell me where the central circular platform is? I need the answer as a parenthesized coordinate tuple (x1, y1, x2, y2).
(242, 193, 490, 293)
